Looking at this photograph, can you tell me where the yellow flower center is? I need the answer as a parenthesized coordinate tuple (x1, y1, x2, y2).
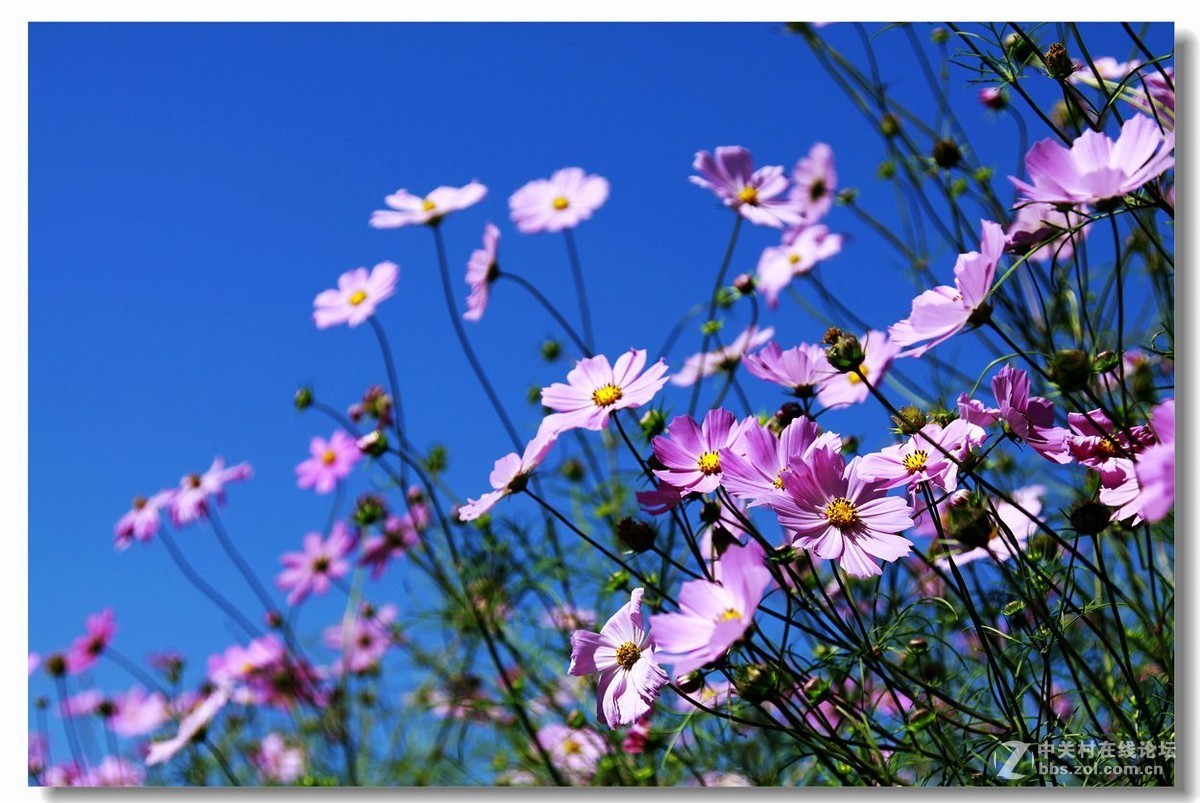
(772, 467, 791, 489)
(697, 450, 722, 475)
(552, 195, 570, 211)
(562, 738, 582, 755)
(186, 474, 203, 489)
(321, 449, 338, 466)
(718, 608, 742, 622)
(847, 363, 870, 385)
(591, 383, 623, 407)
(823, 496, 860, 529)
(422, 198, 437, 212)
(615, 641, 641, 670)
(1096, 435, 1120, 457)
(902, 450, 929, 473)
(348, 289, 368, 306)
(788, 252, 801, 265)
(737, 185, 759, 205)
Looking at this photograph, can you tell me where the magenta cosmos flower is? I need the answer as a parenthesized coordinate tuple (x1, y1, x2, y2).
(1010, 115, 1174, 206)
(670, 324, 774, 387)
(652, 408, 748, 494)
(324, 603, 398, 675)
(463, 223, 499, 322)
(720, 417, 840, 508)
(509, 167, 609, 234)
(458, 432, 557, 521)
(1136, 398, 1175, 522)
(742, 341, 831, 398)
(538, 349, 669, 436)
(66, 608, 116, 675)
(649, 541, 772, 675)
(958, 364, 1071, 464)
(890, 220, 1004, 357)
(170, 457, 252, 527)
(114, 489, 175, 549)
(690, 146, 806, 228)
(313, 261, 399, 329)
(816, 330, 898, 409)
(109, 686, 169, 738)
(857, 419, 987, 494)
(369, 181, 487, 228)
(1006, 202, 1087, 264)
(770, 446, 915, 578)
(755, 224, 843, 308)
(536, 723, 606, 783)
(1065, 408, 1154, 475)
(275, 523, 354, 605)
(252, 733, 306, 785)
(568, 587, 669, 728)
(296, 429, 361, 494)
(790, 142, 837, 222)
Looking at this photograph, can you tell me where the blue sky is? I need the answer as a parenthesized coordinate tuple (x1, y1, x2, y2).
(29, 21, 1172, 754)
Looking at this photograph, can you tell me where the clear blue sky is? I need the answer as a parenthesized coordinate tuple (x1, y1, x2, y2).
(29, 20, 1171, 742)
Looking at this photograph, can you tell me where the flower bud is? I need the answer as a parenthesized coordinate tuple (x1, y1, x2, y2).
(294, 386, 313, 411)
(979, 86, 1007, 110)
(927, 405, 957, 427)
(353, 493, 388, 527)
(891, 404, 928, 436)
(699, 501, 722, 525)
(822, 328, 865, 374)
(560, 457, 585, 483)
(566, 710, 588, 729)
(774, 401, 805, 431)
(932, 138, 962, 169)
(44, 654, 67, 678)
(265, 610, 284, 629)
(1068, 499, 1110, 536)
(708, 524, 739, 557)
(356, 430, 389, 458)
(1044, 42, 1075, 80)
(424, 444, 448, 475)
(1049, 348, 1092, 392)
(734, 663, 783, 704)
(733, 273, 756, 295)
(907, 636, 929, 655)
(879, 113, 901, 138)
(674, 670, 705, 695)
(1092, 349, 1120, 374)
(540, 339, 562, 362)
(931, 27, 950, 44)
(945, 495, 994, 550)
(617, 517, 656, 554)
(1003, 32, 1038, 65)
(840, 435, 860, 454)
(877, 160, 897, 180)
(836, 187, 858, 205)
(639, 408, 667, 440)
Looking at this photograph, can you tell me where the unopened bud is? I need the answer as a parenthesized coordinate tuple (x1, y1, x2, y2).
(733, 273, 756, 295)
(354, 493, 388, 527)
(294, 386, 313, 411)
(880, 113, 901, 138)
(639, 408, 667, 440)
(1049, 348, 1092, 392)
(1093, 350, 1120, 374)
(540, 339, 562, 362)
(617, 518, 656, 554)
(1069, 499, 1110, 536)
(891, 404, 928, 436)
(356, 430, 389, 458)
(823, 329, 865, 374)
(932, 138, 962, 169)
(1044, 42, 1075, 80)
(560, 457, 585, 483)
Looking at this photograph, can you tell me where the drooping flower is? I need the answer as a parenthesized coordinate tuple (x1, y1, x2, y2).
(651, 408, 748, 494)
(1010, 115, 1174, 207)
(789, 142, 837, 222)
(323, 602, 398, 675)
(1006, 202, 1087, 263)
(509, 168, 609, 234)
(66, 609, 117, 675)
(295, 430, 361, 494)
(538, 349, 669, 436)
(568, 588, 669, 728)
(109, 686, 170, 738)
(970, 363, 1072, 464)
(313, 261, 399, 329)
(857, 419, 987, 494)
(1136, 398, 1175, 522)
(145, 685, 233, 766)
(742, 341, 830, 398)
(252, 733, 306, 785)
(463, 223, 500, 322)
(770, 446, 915, 578)
(114, 489, 175, 549)
(170, 458, 253, 528)
(275, 523, 354, 605)
(535, 723, 606, 784)
(369, 181, 487, 228)
(458, 432, 557, 521)
(649, 541, 772, 675)
(755, 224, 843, 308)
(670, 325, 774, 387)
(890, 220, 1004, 357)
(815, 330, 899, 409)
(690, 146, 806, 228)
(720, 417, 840, 507)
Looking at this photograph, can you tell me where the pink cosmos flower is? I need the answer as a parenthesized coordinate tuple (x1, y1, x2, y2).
(1136, 398, 1175, 522)
(720, 417, 840, 507)
(815, 330, 898, 409)
(649, 541, 772, 675)
(359, 510, 423, 579)
(1099, 461, 1147, 524)
(83, 757, 145, 788)
(743, 341, 830, 398)
(890, 220, 1004, 357)
(770, 446, 915, 578)
(66, 608, 116, 675)
(114, 489, 175, 549)
(536, 723, 606, 783)
(690, 146, 806, 228)
(790, 142, 837, 222)
(509, 168, 609, 234)
(651, 408, 748, 494)
(463, 223, 499, 321)
(28, 652, 40, 676)
(208, 635, 287, 686)
(275, 523, 354, 605)
(962, 363, 1071, 464)
(933, 486, 1046, 567)
(541, 604, 596, 631)
(170, 458, 253, 527)
(459, 432, 557, 521)
(252, 733, 306, 784)
(109, 686, 169, 737)
(146, 684, 233, 766)
(857, 419, 987, 494)
(755, 224, 843, 308)
(538, 349, 669, 436)
(1066, 409, 1154, 477)
(1006, 202, 1087, 263)
(323, 602, 398, 675)
(1010, 115, 1174, 206)
(60, 689, 103, 718)
(369, 181, 487, 228)
(295, 430, 361, 494)
(568, 588, 669, 728)
(670, 325, 774, 387)
(43, 763, 85, 788)
(313, 261, 399, 329)
(636, 480, 683, 516)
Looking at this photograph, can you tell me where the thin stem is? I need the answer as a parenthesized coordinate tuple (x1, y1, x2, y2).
(158, 524, 261, 639)
(498, 272, 592, 356)
(562, 228, 595, 351)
